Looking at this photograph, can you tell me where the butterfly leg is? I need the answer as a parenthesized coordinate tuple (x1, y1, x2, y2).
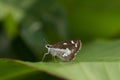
(52, 56, 58, 62)
(42, 52, 49, 61)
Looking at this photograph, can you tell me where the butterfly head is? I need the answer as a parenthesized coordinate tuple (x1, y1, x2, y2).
(45, 44, 52, 48)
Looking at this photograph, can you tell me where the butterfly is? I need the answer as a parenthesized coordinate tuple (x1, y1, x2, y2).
(42, 40, 82, 61)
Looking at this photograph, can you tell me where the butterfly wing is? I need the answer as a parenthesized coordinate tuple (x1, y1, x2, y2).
(50, 40, 82, 61)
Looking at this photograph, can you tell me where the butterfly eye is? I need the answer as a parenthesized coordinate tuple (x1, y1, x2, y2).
(45, 44, 51, 48)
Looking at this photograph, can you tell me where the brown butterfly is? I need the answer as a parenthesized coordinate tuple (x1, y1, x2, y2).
(42, 40, 82, 61)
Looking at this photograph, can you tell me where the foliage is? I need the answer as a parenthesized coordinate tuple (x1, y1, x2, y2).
(1, 40, 120, 80)
(0, 0, 120, 80)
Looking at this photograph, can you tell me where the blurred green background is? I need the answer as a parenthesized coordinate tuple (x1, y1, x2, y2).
(0, 0, 120, 62)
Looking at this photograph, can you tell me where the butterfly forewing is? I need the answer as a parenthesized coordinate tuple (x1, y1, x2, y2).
(49, 40, 82, 61)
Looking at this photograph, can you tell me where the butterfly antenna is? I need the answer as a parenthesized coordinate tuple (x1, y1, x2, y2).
(43, 38, 49, 45)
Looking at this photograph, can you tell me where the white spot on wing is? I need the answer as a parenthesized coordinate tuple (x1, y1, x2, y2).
(75, 43, 78, 47)
(71, 40, 75, 44)
(62, 48, 71, 57)
(75, 53, 77, 55)
(63, 43, 67, 45)
(62, 54, 66, 57)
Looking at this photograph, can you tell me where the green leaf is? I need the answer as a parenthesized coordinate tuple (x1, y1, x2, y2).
(0, 59, 62, 80)
(77, 40, 120, 61)
(1, 40, 120, 80)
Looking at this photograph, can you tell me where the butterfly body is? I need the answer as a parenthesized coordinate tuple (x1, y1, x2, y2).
(43, 40, 82, 61)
